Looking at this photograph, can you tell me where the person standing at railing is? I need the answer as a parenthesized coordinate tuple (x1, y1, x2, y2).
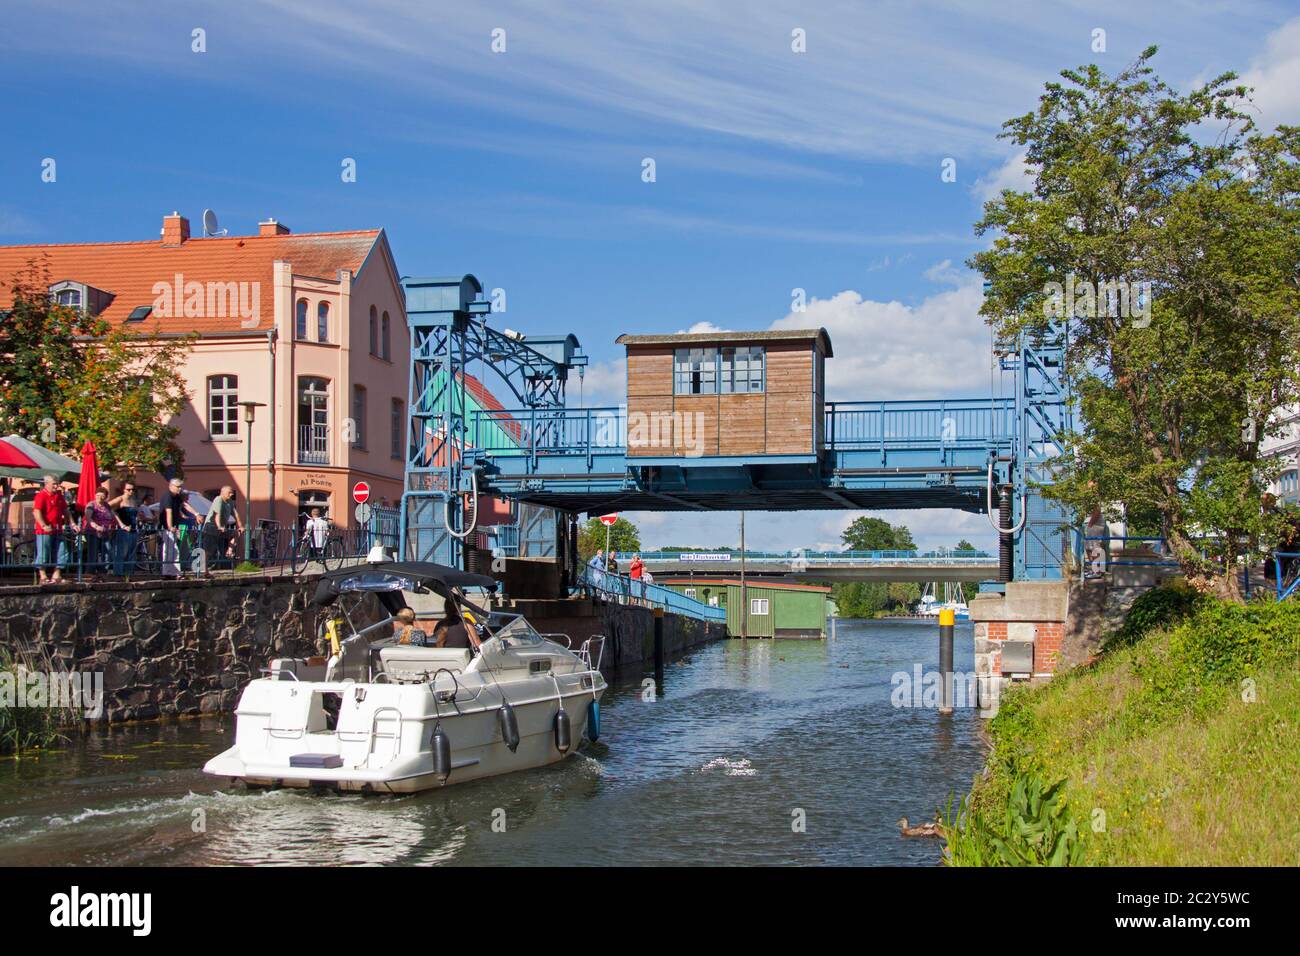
(33, 475, 73, 585)
(159, 478, 200, 578)
(202, 486, 243, 572)
(629, 553, 645, 605)
(587, 549, 605, 591)
(108, 480, 141, 577)
(82, 488, 117, 578)
(305, 508, 330, 562)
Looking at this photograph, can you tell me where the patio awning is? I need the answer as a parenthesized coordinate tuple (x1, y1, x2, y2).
(0, 435, 82, 482)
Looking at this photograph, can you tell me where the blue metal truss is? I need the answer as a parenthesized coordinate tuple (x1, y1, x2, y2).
(400, 276, 1074, 581)
(1002, 326, 1074, 580)
(398, 276, 585, 566)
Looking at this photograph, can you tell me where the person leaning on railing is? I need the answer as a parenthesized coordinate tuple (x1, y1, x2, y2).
(33, 474, 72, 585)
(108, 480, 140, 576)
(82, 489, 117, 579)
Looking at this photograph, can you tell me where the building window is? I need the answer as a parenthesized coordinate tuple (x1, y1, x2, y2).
(750, 598, 769, 616)
(674, 348, 718, 395)
(391, 398, 404, 459)
(317, 302, 329, 343)
(685, 587, 697, 599)
(721, 346, 764, 393)
(207, 374, 239, 438)
(297, 377, 329, 465)
(54, 287, 82, 309)
(381, 311, 391, 360)
(369, 306, 378, 355)
(352, 385, 366, 448)
(295, 299, 308, 339)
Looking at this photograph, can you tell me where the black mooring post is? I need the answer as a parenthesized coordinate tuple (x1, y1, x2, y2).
(998, 485, 1013, 583)
(653, 606, 665, 687)
(939, 608, 954, 715)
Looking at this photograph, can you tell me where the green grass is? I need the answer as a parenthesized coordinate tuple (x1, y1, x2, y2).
(942, 590, 1300, 866)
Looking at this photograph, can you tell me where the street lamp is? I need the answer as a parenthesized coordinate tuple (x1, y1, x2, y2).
(239, 401, 266, 562)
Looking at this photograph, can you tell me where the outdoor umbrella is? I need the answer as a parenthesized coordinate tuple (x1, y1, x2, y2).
(76, 440, 100, 508)
(0, 435, 81, 482)
(0, 440, 38, 469)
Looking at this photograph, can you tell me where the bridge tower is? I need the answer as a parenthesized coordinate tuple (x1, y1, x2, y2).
(1000, 325, 1074, 580)
(398, 275, 585, 567)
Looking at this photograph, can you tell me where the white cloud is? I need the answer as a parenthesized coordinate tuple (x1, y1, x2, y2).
(573, 357, 626, 407)
(773, 274, 995, 401)
(680, 321, 730, 334)
(1240, 17, 1300, 127)
(972, 150, 1035, 203)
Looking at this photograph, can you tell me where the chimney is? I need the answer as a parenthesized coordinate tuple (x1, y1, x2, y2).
(259, 219, 290, 237)
(161, 212, 190, 245)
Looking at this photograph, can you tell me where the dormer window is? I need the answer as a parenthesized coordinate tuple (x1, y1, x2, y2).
(49, 280, 112, 316)
(127, 305, 153, 322)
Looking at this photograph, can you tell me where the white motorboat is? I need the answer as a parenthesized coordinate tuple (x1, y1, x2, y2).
(203, 562, 606, 794)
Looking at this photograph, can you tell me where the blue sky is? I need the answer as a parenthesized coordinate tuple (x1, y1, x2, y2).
(3, 1, 1297, 550)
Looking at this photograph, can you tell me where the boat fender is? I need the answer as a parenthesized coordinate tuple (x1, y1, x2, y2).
(554, 708, 572, 754)
(586, 700, 600, 742)
(432, 725, 452, 783)
(498, 699, 520, 753)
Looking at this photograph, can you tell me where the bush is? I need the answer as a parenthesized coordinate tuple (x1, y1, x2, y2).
(1105, 580, 1202, 650)
(0, 649, 65, 755)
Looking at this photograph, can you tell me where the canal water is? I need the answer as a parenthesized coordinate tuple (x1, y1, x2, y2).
(0, 619, 985, 866)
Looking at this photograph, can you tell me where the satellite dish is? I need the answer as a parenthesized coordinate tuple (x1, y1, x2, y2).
(201, 209, 226, 237)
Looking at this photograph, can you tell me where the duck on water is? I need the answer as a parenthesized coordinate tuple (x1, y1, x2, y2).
(203, 561, 606, 794)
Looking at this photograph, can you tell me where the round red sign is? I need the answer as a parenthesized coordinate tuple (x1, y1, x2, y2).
(598, 513, 618, 526)
(352, 482, 371, 504)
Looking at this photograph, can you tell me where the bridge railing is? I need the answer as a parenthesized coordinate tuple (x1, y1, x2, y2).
(612, 549, 993, 564)
(575, 565, 726, 623)
(824, 399, 1016, 450)
(466, 399, 1017, 461)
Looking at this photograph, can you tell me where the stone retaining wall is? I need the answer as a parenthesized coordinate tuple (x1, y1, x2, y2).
(0, 576, 383, 723)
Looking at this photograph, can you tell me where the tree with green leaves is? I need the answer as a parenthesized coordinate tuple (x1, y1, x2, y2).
(1, 263, 192, 475)
(970, 48, 1300, 602)
(577, 515, 640, 561)
(841, 516, 916, 552)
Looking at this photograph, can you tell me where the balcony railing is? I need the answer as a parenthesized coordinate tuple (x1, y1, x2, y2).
(297, 424, 330, 465)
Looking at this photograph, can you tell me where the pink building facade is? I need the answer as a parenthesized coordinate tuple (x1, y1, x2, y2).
(0, 213, 412, 531)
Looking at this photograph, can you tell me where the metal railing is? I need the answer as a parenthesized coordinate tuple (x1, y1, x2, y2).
(466, 398, 1018, 460)
(297, 423, 330, 465)
(0, 512, 402, 584)
(823, 398, 1016, 450)
(576, 565, 726, 623)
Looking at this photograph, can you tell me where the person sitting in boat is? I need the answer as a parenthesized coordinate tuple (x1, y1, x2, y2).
(433, 603, 474, 650)
(393, 607, 426, 646)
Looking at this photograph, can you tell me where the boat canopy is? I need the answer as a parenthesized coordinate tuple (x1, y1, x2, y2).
(311, 562, 498, 612)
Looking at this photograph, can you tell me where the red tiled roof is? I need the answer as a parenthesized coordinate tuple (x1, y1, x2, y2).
(459, 370, 524, 444)
(0, 229, 383, 334)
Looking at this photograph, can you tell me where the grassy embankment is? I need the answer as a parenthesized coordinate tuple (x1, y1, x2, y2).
(942, 584, 1300, 865)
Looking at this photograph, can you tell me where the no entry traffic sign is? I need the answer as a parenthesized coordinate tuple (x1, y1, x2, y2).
(352, 481, 371, 504)
(598, 513, 618, 526)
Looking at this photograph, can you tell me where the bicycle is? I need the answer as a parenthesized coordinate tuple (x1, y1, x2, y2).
(291, 521, 345, 574)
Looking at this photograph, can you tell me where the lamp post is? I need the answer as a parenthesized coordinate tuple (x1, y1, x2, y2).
(239, 401, 266, 562)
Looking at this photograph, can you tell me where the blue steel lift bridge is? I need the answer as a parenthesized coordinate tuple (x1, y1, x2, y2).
(399, 276, 1074, 582)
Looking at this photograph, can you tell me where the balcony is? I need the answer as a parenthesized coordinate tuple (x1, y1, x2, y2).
(298, 424, 330, 465)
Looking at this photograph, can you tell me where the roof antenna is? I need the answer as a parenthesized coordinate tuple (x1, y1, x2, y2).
(201, 208, 227, 237)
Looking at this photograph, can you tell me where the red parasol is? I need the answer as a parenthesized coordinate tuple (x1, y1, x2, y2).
(0, 438, 39, 469)
(76, 440, 100, 509)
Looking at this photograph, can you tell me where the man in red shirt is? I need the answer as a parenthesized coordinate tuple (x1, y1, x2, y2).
(33, 474, 74, 584)
(628, 553, 645, 605)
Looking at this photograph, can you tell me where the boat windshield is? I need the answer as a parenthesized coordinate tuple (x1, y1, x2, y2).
(489, 615, 545, 646)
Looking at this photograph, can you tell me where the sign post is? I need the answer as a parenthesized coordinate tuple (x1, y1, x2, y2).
(599, 513, 618, 564)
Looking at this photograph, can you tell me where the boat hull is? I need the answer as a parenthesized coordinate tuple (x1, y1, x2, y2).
(203, 674, 604, 794)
